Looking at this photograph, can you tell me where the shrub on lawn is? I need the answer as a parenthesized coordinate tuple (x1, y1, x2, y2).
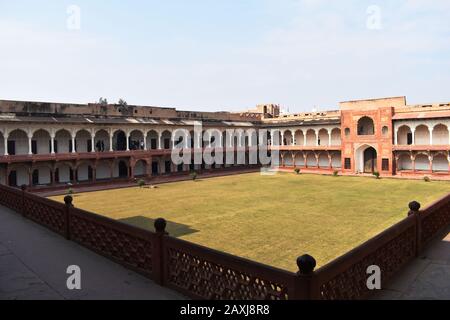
(373, 172, 380, 179)
(137, 179, 146, 188)
(424, 176, 431, 182)
(333, 170, 339, 177)
(67, 188, 73, 195)
(191, 171, 198, 181)
(294, 168, 301, 175)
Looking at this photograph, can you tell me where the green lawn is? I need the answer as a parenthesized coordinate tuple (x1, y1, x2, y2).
(50, 173, 450, 271)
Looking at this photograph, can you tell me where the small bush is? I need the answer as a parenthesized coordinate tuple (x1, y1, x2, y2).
(191, 171, 198, 181)
(294, 168, 301, 175)
(373, 172, 380, 179)
(424, 176, 431, 182)
(67, 188, 73, 195)
(137, 179, 146, 188)
(333, 170, 339, 177)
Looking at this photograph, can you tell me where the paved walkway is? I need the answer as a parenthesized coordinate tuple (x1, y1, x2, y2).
(0, 205, 185, 300)
(374, 226, 450, 300)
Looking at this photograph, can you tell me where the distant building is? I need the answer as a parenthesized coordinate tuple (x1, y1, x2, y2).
(0, 96, 448, 188)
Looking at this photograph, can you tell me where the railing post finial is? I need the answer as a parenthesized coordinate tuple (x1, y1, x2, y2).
(297, 254, 317, 276)
(408, 201, 421, 216)
(154, 218, 167, 234)
(64, 195, 73, 207)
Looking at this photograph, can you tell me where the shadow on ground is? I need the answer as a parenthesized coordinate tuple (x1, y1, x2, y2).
(119, 216, 199, 238)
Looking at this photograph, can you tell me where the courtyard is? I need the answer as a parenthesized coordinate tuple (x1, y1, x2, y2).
(50, 173, 450, 271)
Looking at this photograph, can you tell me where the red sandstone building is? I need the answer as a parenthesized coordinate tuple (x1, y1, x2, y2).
(0, 96, 449, 189)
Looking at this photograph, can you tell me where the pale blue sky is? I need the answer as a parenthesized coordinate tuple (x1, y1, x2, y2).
(0, 0, 449, 112)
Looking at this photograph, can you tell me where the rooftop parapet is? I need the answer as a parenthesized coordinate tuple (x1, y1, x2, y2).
(0, 99, 261, 123)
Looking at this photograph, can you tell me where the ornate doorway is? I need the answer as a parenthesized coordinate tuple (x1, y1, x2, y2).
(363, 147, 377, 173)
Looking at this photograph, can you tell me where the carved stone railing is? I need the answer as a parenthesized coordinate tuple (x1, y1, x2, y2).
(0, 183, 449, 300)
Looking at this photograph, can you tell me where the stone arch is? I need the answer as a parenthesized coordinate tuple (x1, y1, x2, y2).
(75, 129, 92, 153)
(129, 129, 145, 150)
(146, 130, 159, 150)
(113, 159, 129, 178)
(96, 160, 112, 180)
(344, 128, 350, 138)
(31, 164, 52, 186)
(318, 152, 329, 168)
(246, 129, 258, 147)
(77, 162, 94, 182)
(94, 129, 110, 152)
(271, 130, 282, 146)
(432, 124, 449, 145)
(294, 130, 304, 146)
(283, 130, 293, 146)
(305, 129, 316, 146)
(398, 154, 412, 170)
(113, 129, 127, 151)
(7, 129, 29, 155)
(331, 152, 341, 168)
(294, 152, 305, 167)
(7, 163, 30, 187)
(161, 130, 173, 149)
(397, 125, 412, 145)
(355, 144, 377, 173)
(55, 129, 72, 153)
(54, 162, 73, 183)
(330, 128, 341, 146)
(31, 129, 51, 154)
(414, 125, 430, 146)
(306, 152, 317, 167)
(414, 153, 430, 171)
(357, 116, 375, 135)
(318, 129, 329, 146)
(432, 153, 449, 172)
(134, 160, 147, 177)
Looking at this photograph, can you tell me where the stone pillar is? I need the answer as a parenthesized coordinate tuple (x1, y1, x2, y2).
(143, 134, 147, 151)
(91, 134, 95, 153)
(412, 155, 416, 173)
(126, 132, 130, 151)
(28, 134, 33, 155)
(50, 134, 55, 154)
(71, 134, 76, 153)
(281, 132, 285, 146)
(429, 129, 433, 146)
(411, 128, 416, 145)
(429, 155, 433, 172)
(109, 131, 113, 152)
(158, 132, 162, 150)
(328, 131, 332, 147)
(304, 134, 307, 147)
(316, 131, 319, 147)
(4, 134, 9, 156)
